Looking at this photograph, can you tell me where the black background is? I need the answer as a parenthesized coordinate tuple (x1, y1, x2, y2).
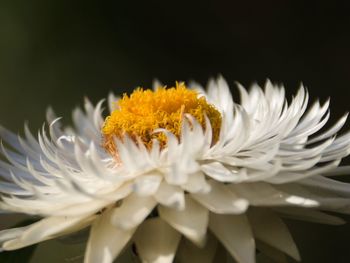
(1, 1, 350, 262)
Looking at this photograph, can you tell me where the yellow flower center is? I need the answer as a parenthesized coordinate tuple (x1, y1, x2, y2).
(102, 82, 221, 154)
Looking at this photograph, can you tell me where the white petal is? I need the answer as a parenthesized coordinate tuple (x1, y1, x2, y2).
(152, 79, 163, 90)
(181, 171, 211, 194)
(111, 194, 157, 230)
(256, 241, 289, 263)
(191, 180, 248, 214)
(0, 182, 31, 196)
(248, 208, 300, 260)
(180, 116, 206, 156)
(164, 162, 189, 186)
(134, 218, 181, 263)
(115, 136, 150, 173)
(3, 215, 94, 250)
(176, 232, 218, 263)
(0, 226, 30, 244)
(85, 209, 135, 263)
(307, 113, 348, 144)
(275, 183, 350, 212)
(158, 196, 209, 247)
(133, 174, 162, 196)
(201, 162, 241, 182)
(48, 198, 113, 217)
(324, 165, 350, 176)
(266, 160, 340, 184)
(298, 175, 350, 197)
(209, 213, 255, 263)
(108, 92, 119, 112)
(274, 207, 345, 225)
(229, 182, 319, 207)
(0, 126, 24, 154)
(154, 182, 185, 210)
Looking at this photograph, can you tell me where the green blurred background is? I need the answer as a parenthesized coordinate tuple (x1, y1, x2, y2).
(1, 1, 350, 262)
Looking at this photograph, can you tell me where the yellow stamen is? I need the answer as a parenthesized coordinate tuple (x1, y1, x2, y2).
(102, 82, 221, 154)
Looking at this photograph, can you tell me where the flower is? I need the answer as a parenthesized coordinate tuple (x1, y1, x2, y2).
(1, 76, 350, 263)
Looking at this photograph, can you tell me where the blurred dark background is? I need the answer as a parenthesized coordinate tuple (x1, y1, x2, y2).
(1, 1, 350, 262)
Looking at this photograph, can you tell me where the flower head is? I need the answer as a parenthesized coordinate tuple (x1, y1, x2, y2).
(1, 77, 350, 263)
(102, 82, 221, 153)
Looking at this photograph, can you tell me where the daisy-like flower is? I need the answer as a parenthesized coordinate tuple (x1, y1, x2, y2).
(1, 77, 350, 263)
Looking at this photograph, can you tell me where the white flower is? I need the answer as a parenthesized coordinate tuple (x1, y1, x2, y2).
(1, 77, 350, 263)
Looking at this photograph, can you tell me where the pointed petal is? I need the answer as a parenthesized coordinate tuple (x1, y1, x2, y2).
(0, 226, 30, 244)
(182, 171, 211, 194)
(229, 182, 318, 207)
(111, 194, 157, 230)
(247, 208, 300, 261)
(209, 213, 255, 263)
(273, 207, 346, 225)
(201, 162, 240, 182)
(191, 180, 248, 214)
(256, 241, 289, 263)
(154, 182, 185, 210)
(133, 174, 162, 196)
(176, 232, 218, 263)
(298, 175, 350, 198)
(324, 165, 350, 176)
(85, 209, 135, 263)
(108, 92, 119, 112)
(134, 218, 181, 263)
(3, 215, 94, 250)
(158, 196, 209, 247)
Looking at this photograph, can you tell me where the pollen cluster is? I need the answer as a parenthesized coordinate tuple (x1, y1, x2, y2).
(102, 82, 222, 154)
